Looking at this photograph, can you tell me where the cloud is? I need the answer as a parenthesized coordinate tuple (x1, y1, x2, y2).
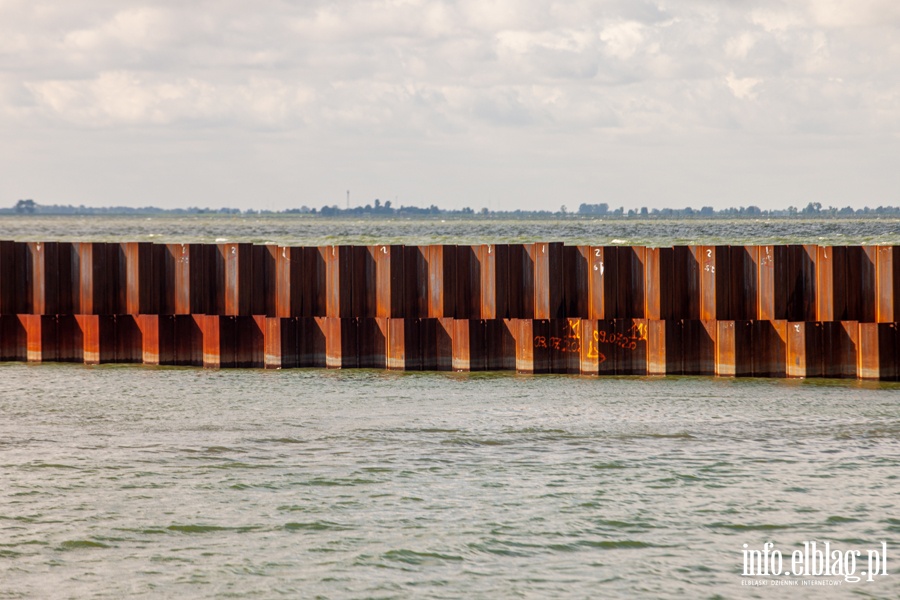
(1, 0, 899, 209)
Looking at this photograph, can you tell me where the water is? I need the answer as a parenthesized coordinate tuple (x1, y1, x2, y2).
(1, 214, 900, 246)
(1, 363, 898, 598)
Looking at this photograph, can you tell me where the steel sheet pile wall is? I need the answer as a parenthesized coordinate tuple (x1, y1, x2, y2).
(0, 241, 898, 379)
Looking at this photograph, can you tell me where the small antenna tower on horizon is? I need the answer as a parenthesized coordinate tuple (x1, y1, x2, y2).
(346, 190, 350, 209)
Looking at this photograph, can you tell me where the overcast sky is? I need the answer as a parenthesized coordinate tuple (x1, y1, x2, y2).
(1, 0, 899, 212)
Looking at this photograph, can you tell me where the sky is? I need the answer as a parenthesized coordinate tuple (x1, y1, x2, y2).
(1, 0, 899, 212)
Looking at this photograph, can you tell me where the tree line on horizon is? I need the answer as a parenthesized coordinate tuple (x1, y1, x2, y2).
(4, 198, 900, 218)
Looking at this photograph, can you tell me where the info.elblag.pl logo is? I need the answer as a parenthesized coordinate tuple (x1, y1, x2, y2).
(741, 541, 889, 586)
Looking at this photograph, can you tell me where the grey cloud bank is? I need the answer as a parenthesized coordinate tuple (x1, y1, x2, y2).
(1, 0, 898, 211)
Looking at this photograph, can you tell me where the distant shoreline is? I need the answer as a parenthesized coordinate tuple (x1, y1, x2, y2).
(5, 200, 900, 219)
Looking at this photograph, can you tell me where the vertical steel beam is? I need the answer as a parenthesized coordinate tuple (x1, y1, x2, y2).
(20, 314, 57, 362)
(265, 317, 299, 369)
(715, 320, 736, 376)
(164, 243, 211, 315)
(683, 320, 716, 376)
(563, 246, 589, 319)
(387, 317, 422, 370)
(696, 245, 716, 320)
(0, 314, 26, 360)
(516, 318, 550, 374)
(171, 314, 203, 366)
(786, 321, 824, 378)
(56, 314, 80, 363)
(647, 319, 666, 375)
(114, 314, 142, 363)
(664, 319, 685, 375)
(424, 246, 457, 318)
(0, 241, 20, 314)
(587, 246, 613, 319)
(26, 242, 60, 315)
(451, 318, 487, 371)
(302, 317, 328, 368)
(578, 319, 602, 375)
(325, 317, 359, 369)
(752, 320, 787, 377)
(137, 314, 175, 365)
(533, 242, 564, 319)
(875, 246, 900, 322)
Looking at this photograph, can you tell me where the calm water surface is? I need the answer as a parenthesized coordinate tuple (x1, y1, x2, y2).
(1, 364, 898, 599)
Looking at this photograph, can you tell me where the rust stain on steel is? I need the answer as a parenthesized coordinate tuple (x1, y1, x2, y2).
(578, 318, 602, 375)
(217, 243, 253, 316)
(324, 316, 359, 369)
(26, 241, 60, 315)
(875, 246, 899, 323)
(121, 242, 161, 316)
(479, 244, 497, 320)
(715, 320, 736, 376)
(20, 314, 57, 362)
(451, 318, 487, 372)
(860, 322, 899, 380)
(697, 245, 716, 320)
(816, 245, 834, 321)
(3, 239, 900, 378)
(424, 246, 456, 319)
(137, 315, 163, 365)
(520, 318, 551, 374)
(265, 316, 300, 369)
(644, 247, 662, 321)
(618, 318, 648, 375)
(514, 318, 534, 373)
(587, 246, 607, 320)
(388, 317, 424, 371)
(373, 245, 408, 319)
(786, 321, 824, 378)
(647, 319, 666, 375)
(167, 243, 212, 315)
(274, 246, 297, 318)
(757, 245, 775, 320)
(857, 322, 880, 379)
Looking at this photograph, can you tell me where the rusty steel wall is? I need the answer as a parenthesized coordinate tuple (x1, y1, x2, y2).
(0, 240, 899, 379)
